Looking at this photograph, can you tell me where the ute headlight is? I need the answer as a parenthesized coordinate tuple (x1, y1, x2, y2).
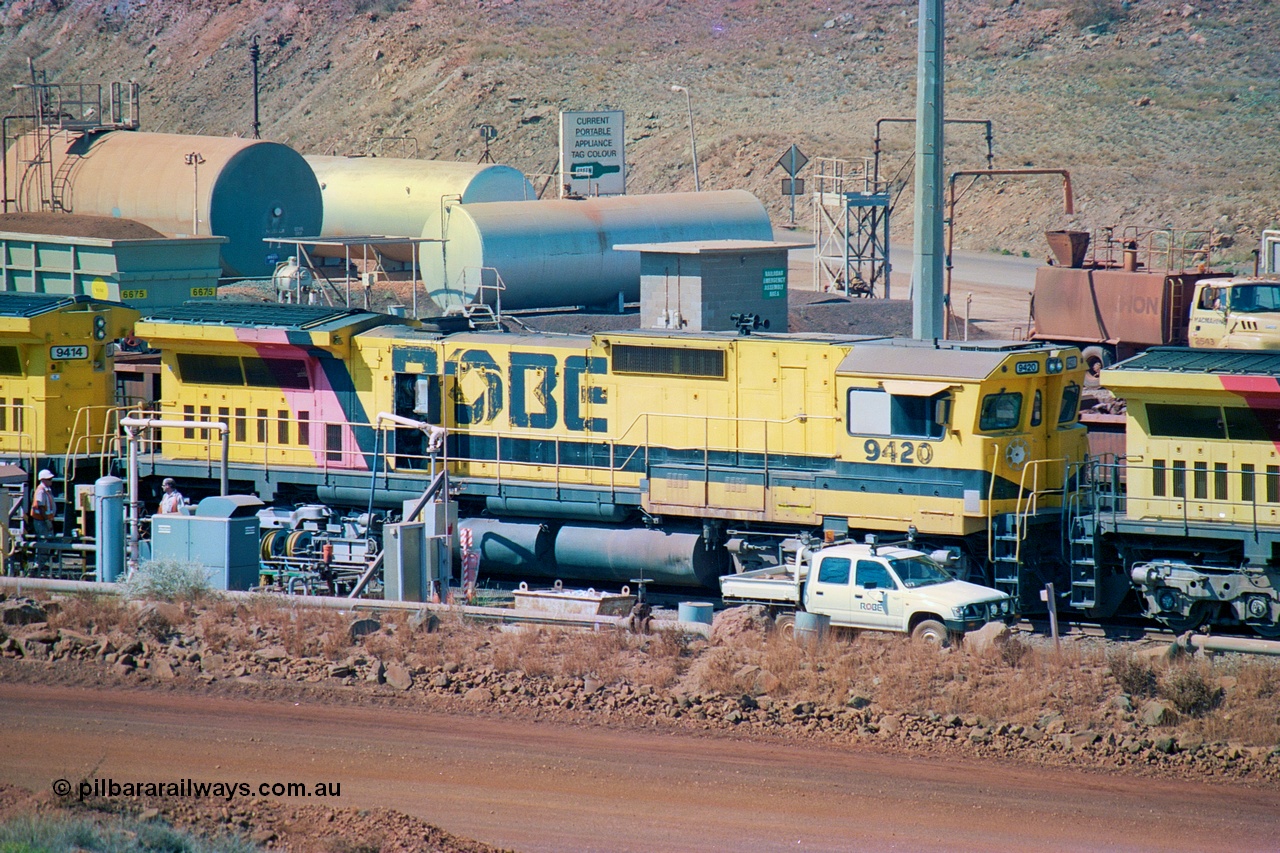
(952, 605, 966, 619)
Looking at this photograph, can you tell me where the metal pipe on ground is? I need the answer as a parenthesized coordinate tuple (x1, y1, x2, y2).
(0, 576, 709, 636)
(1181, 633, 1280, 657)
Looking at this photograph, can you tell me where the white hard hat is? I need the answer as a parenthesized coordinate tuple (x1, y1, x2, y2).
(37, 469, 54, 480)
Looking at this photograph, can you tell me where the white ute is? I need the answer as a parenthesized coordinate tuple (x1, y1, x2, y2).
(719, 539, 1014, 644)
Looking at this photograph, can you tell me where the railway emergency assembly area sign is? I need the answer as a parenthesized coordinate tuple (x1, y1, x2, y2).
(560, 110, 626, 197)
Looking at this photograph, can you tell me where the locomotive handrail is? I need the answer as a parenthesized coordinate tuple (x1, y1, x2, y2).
(1094, 458, 1278, 538)
(988, 452, 1079, 575)
(65, 404, 145, 483)
(986, 443, 999, 559)
(0, 414, 35, 479)
(119, 416, 229, 573)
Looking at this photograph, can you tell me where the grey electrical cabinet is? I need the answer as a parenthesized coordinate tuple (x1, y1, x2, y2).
(383, 522, 427, 602)
(150, 495, 263, 591)
(385, 499, 456, 602)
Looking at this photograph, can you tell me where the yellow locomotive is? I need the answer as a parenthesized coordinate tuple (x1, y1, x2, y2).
(132, 302, 1088, 604)
(1079, 348, 1280, 637)
(0, 293, 137, 466)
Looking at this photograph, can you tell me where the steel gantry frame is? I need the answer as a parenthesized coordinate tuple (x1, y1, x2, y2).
(811, 157, 891, 298)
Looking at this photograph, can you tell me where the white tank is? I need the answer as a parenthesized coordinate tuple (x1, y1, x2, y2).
(305, 155, 535, 262)
(428, 190, 773, 310)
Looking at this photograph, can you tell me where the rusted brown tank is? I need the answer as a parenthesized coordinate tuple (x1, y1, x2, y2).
(4, 130, 322, 278)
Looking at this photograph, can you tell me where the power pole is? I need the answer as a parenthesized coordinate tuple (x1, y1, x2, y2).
(912, 0, 945, 340)
(250, 37, 261, 139)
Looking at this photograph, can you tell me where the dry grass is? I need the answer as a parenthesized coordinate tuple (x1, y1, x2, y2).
(686, 632, 1114, 729)
(1108, 650, 1159, 699)
(193, 598, 353, 660)
(114, 593, 1280, 745)
(466, 623, 691, 688)
(46, 593, 136, 637)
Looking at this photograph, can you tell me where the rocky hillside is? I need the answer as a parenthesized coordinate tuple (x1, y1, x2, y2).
(1, 0, 1277, 264)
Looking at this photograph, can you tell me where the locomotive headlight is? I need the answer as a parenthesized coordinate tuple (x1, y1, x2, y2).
(1046, 357, 1063, 374)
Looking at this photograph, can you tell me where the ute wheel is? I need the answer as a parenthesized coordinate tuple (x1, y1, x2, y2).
(911, 619, 950, 647)
(774, 613, 796, 639)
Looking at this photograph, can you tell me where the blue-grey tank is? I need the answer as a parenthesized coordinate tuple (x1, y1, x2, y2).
(428, 190, 773, 310)
(456, 517, 727, 587)
(5, 130, 322, 278)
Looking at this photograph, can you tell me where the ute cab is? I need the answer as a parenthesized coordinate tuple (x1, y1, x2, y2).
(1189, 277, 1280, 349)
(719, 540, 1014, 643)
(804, 542, 1015, 638)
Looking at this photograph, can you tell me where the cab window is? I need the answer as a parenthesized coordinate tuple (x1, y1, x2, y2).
(1147, 404, 1225, 440)
(979, 392, 1022, 431)
(855, 560, 895, 590)
(1058, 383, 1081, 424)
(0, 346, 22, 376)
(816, 557, 851, 585)
(1030, 390, 1043, 427)
(847, 389, 946, 439)
(1230, 284, 1280, 313)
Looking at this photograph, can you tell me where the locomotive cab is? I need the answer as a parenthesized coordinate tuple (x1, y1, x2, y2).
(834, 339, 1088, 540)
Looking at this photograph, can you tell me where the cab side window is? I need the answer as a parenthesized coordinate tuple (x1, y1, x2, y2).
(847, 389, 946, 439)
(817, 557, 851, 585)
(855, 560, 894, 590)
(1058, 383, 1081, 425)
(979, 391, 1022, 431)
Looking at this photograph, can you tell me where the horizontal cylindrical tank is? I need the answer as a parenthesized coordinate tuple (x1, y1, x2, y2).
(5, 130, 322, 278)
(305, 155, 534, 263)
(552, 524, 728, 587)
(457, 517, 554, 575)
(426, 190, 772, 310)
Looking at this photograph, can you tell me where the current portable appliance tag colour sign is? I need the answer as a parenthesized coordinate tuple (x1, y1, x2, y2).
(560, 110, 626, 197)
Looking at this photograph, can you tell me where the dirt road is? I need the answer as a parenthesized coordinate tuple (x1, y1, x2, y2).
(2, 683, 1276, 852)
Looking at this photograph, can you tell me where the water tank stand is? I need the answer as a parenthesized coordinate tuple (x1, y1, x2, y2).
(812, 157, 891, 298)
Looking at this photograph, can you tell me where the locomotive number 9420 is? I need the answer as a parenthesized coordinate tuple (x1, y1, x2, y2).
(863, 439, 933, 465)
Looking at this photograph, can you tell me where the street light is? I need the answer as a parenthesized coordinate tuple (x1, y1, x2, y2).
(670, 84, 700, 191)
(184, 152, 205, 235)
